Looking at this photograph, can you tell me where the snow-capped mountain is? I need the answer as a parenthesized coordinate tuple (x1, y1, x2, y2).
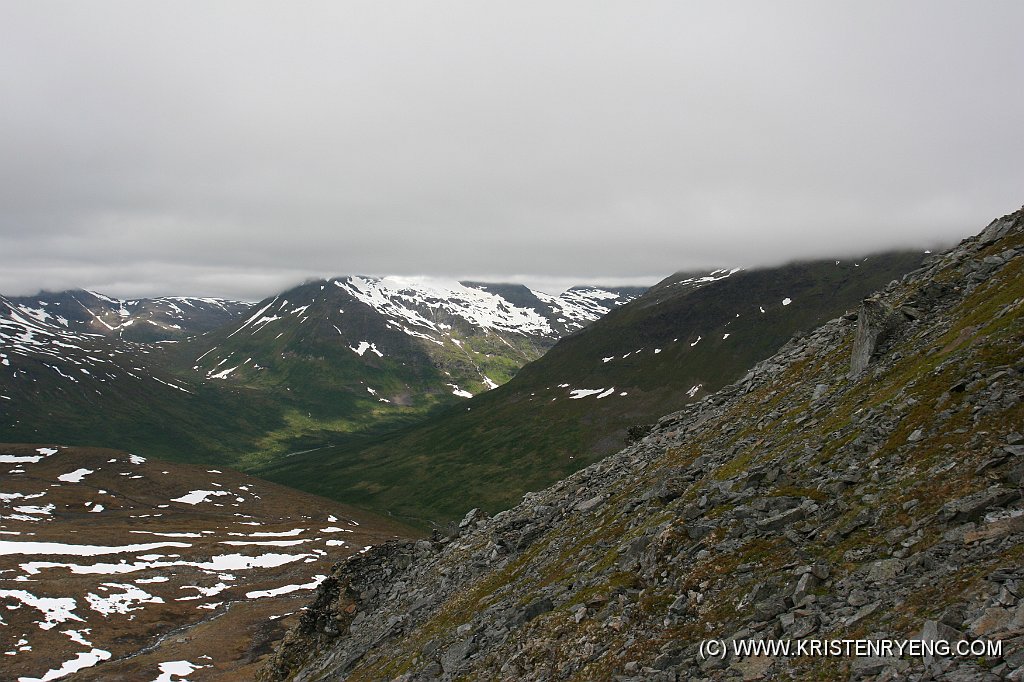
(0, 293, 195, 398)
(190, 276, 645, 402)
(225, 276, 642, 348)
(1, 275, 647, 470)
(4, 290, 249, 342)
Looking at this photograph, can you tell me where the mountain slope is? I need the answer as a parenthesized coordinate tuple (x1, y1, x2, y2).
(256, 253, 924, 526)
(1, 277, 641, 470)
(0, 443, 414, 682)
(184, 276, 642, 398)
(0, 293, 288, 464)
(265, 208, 1024, 681)
(171, 276, 642, 467)
(5, 289, 249, 342)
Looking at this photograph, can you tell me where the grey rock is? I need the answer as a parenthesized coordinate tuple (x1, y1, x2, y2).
(850, 296, 904, 375)
(576, 495, 605, 513)
(440, 637, 477, 674)
(867, 558, 906, 582)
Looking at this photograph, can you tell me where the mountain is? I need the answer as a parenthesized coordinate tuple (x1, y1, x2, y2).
(4, 289, 249, 342)
(0, 292, 283, 465)
(1, 277, 642, 470)
(0, 443, 414, 681)
(264, 208, 1024, 681)
(255, 253, 925, 527)
(170, 276, 642, 467)
(184, 276, 643, 397)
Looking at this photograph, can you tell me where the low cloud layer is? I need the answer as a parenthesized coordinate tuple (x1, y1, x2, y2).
(1, 2, 1021, 300)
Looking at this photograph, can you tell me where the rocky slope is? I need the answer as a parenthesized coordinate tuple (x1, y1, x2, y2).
(263, 207, 1024, 681)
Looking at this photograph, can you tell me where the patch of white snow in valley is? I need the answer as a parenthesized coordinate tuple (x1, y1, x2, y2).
(245, 575, 327, 599)
(0, 591, 83, 630)
(12, 505, 54, 516)
(128, 454, 146, 464)
(1, 455, 43, 464)
(723, 333, 730, 339)
(219, 539, 307, 547)
(17, 648, 111, 681)
(36, 448, 58, 456)
(596, 388, 616, 399)
(62, 629, 91, 646)
(86, 583, 163, 615)
(687, 384, 703, 398)
(152, 660, 205, 682)
(349, 341, 383, 357)
(0, 540, 192, 557)
(20, 552, 313, 576)
(57, 468, 94, 483)
(482, 376, 498, 390)
(782, 297, 792, 306)
(177, 583, 230, 601)
(690, 336, 701, 347)
(171, 490, 230, 505)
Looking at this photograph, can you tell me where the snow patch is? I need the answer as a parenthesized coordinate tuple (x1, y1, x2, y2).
(245, 575, 327, 599)
(171, 490, 230, 505)
(57, 469, 94, 483)
(349, 341, 383, 357)
(16, 648, 111, 681)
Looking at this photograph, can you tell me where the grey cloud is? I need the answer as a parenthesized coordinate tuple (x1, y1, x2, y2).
(0, 1, 1021, 300)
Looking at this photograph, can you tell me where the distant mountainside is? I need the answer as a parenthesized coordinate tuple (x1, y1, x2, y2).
(0, 443, 413, 681)
(255, 253, 925, 526)
(0, 276, 643, 470)
(185, 276, 642, 395)
(265, 209, 1024, 682)
(0, 291, 282, 464)
(4, 289, 249, 342)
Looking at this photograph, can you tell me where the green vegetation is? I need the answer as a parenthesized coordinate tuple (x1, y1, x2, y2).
(257, 254, 924, 528)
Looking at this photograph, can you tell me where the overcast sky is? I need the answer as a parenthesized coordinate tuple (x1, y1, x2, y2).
(1, 1, 1021, 300)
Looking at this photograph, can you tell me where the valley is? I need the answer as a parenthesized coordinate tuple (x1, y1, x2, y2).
(257, 254, 925, 526)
